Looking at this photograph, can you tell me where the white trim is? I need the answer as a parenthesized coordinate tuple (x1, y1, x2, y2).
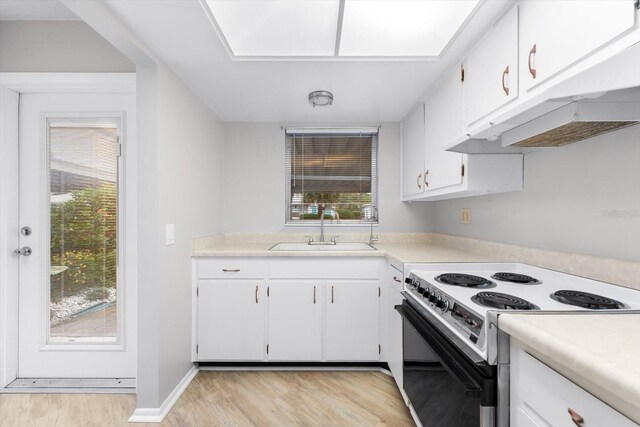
(0, 73, 135, 94)
(285, 126, 379, 135)
(199, 366, 388, 372)
(0, 86, 20, 388)
(128, 364, 199, 423)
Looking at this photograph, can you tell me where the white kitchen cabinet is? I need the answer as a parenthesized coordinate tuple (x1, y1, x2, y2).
(385, 264, 404, 393)
(196, 280, 266, 361)
(424, 67, 464, 191)
(510, 341, 637, 427)
(519, 0, 636, 94)
(267, 280, 322, 361)
(401, 103, 426, 199)
(325, 281, 380, 361)
(464, 5, 518, 126)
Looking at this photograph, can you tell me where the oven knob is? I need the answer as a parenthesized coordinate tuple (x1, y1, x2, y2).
(428, 291, 437, 303)
(405, 277, 414, 286)
(436, 296, 446, 310)
(418, 286, 429, 296)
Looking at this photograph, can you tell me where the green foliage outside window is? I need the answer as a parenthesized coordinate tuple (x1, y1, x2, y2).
(50, 184, 117, 302)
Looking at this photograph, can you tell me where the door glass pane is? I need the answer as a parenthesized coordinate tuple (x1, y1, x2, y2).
(48, 118, 119, 343)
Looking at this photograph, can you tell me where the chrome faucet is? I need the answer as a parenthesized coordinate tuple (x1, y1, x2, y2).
(369, 205, 378, 246)
(316, 206, 339, 245)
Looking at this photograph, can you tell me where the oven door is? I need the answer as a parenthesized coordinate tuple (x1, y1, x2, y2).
(396, 300, 496, 427)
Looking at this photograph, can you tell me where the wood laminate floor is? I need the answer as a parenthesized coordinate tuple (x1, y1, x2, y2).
(0, 370, 414, 427)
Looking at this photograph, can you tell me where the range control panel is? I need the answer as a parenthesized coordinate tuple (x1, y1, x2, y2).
(405, 274, 485, 346)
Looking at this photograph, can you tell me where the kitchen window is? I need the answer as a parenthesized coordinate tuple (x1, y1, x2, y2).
(285, 128, 378, 224)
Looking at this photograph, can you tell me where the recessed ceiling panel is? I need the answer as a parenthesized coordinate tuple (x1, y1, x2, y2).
(339, 0, 479, 57)
(205, 0, 339, 57)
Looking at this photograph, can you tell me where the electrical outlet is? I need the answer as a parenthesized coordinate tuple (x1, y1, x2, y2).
(461, 208, 472, 224)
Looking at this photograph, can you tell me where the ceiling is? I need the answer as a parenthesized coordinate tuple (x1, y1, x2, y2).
(0, 0, 78, 20)
(99, 0, 510, 122)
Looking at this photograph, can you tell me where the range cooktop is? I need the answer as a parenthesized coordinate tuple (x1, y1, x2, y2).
(403, 262, 640, 363)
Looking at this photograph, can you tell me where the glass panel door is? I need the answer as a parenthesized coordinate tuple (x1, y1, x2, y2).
(47, 118, 120, 343)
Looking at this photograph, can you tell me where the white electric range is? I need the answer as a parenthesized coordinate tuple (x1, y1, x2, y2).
(396, 262, 640, 427)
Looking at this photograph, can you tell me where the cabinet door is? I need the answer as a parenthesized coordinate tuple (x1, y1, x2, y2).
(401, 103, 426, 198)
(326, 281, 380, 361)
(268, 281, 322, 361)
(519, 0, 635, 93)
(424, 68, 464, 191)
(464, 5, 518, 126)
(197, 281, 266, 361)
(387, 287, 404, 389)
(511, 343, 637, 427)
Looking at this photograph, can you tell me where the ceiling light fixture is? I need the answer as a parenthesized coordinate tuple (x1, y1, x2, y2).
(309, 90, 334, 107)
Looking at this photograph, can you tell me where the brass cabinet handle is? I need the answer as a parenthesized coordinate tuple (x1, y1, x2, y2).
(331, 285, 334, 303)
(222, 268, 240, 273)
(393, 276, 402, 283)
(313, 286, 316, 304)
(255, 285, 259, 304)
(528, 44, 537, 79)
(502, 65, 510, 96)
(417, 173, 422, 190)
(567, 408, 584, 426)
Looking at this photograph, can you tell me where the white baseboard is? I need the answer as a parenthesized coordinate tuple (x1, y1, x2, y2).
(128, 364, 198, 423)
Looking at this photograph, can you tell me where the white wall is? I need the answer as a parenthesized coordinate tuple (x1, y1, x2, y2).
(0, 21, 135, 72)
(223, 122, 434, 234)
(433, 124, 640, 262)
(136, 64, 224, 408)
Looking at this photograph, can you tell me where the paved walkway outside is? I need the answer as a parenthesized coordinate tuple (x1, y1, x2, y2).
(50, 304, 117, 340)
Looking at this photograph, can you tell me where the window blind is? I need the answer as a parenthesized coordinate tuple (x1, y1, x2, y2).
(285, 131, 378, 223)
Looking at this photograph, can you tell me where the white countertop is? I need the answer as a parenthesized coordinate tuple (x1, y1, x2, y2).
(499, 313, 640, 424)
(191, 240, 498, 264)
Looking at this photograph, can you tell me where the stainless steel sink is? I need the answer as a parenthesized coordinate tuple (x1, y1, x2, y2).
(269, 242, 377, 251)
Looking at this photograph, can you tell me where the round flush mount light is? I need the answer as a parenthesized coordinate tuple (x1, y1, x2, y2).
(309, 90, 333, 107)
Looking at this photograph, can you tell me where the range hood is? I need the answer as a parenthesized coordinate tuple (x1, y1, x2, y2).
(446, 42, 640, 153)
(501, 90, 640, 148)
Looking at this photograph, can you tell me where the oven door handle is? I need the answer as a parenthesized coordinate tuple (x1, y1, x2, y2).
(396, 301, 486, 397)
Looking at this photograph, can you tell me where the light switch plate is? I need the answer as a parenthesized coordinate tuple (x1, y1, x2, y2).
(165, 224, 175, 245)
(461, 208, 472, 224)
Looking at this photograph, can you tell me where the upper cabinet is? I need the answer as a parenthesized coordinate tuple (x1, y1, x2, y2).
(401, 63, 523, 202)
(424, 67, 464, 191)
(519, 0, 636, 93)
(464, 5, 519, 126)
(401, 104, 426, 199)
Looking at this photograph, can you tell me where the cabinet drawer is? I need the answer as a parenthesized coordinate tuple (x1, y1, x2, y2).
(269, 258, 380, 279)
(197, 258, 267, 279)
(516, 350, 636, 426)
(386, 263, 404, 293)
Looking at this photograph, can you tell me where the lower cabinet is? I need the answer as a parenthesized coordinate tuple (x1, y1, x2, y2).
(194, 257, 384, 363)
(325, 281, 380, 361)
(511, 340, 636, 426)
(197, 280, 266, 361)
(267, 281, 322, 361)
(385, 264, 405, 393)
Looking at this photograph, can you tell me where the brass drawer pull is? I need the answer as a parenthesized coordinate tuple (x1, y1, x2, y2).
(255, 285, 259, 304)
(417, 173, 422, 190)
(568, 408, 584, 426)
(502, 65, 510, 96)
(393, 276, 402, 283)
(222, 268, 240, 273)
(313, 286, 316, 304)
(528, 44, 537, 78)
(331, 285, 334, 303)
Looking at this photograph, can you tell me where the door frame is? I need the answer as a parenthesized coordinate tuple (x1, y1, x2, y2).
(0, 73, 137, 386)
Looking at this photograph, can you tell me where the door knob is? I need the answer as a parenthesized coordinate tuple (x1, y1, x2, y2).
(14, 246, 32, 256)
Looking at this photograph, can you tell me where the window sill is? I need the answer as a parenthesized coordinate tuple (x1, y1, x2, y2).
(284, 222, 379, 228)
